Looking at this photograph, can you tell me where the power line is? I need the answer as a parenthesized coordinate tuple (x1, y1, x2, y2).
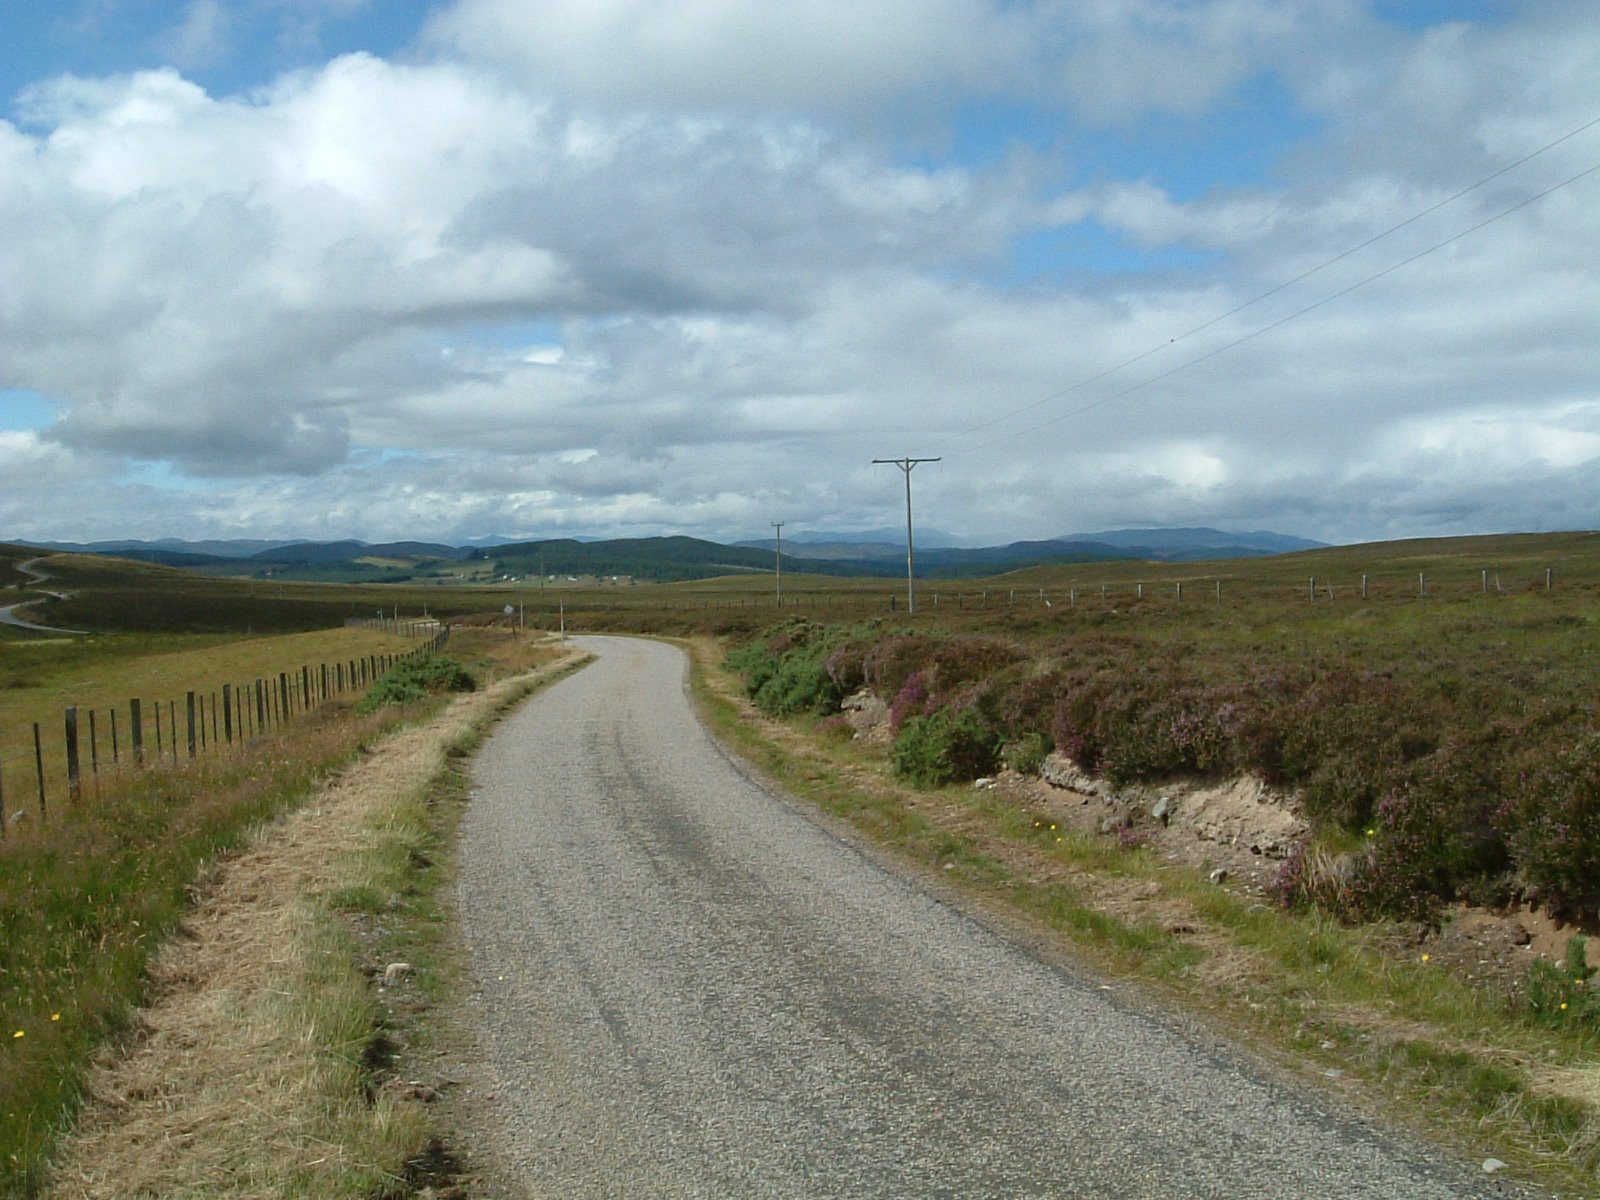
(913, 113, 1600, 457)
(954, 157, 1600, 456)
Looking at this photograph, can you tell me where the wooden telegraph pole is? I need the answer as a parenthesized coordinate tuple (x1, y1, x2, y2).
(872, 457, 940, 614)
(772, 521, 784, 607)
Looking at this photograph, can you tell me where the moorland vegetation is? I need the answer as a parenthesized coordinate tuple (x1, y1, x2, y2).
(725, 589, 1600, 925)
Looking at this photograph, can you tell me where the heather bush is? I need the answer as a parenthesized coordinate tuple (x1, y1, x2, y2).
(991, 668, 1066, 742)
(1272, 672, 1422, 827)
(1050, 676, 1108, 770)
(862, 634, 943, 698)
(922, 637, 1026, 694)
(1375, 741, 1512, 906)
(889, 670, 932, 732)
(1501, 733, 1600, 917)
(823, 638, 871, 693)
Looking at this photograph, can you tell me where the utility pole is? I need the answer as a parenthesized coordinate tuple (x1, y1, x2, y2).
(771, 521, 784, 607)
(872, 456, 941, 614)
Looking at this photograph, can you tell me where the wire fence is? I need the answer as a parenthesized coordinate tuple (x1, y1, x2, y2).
(525, 562, 1580, 615)
(0, 625, 449, 838)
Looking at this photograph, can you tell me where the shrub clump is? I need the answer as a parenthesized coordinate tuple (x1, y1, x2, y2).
(357, 656, 477, 712)
(891, 707, 1002, 788)
(726, 620, 861, 718)
(1002, 731, 1052, 775)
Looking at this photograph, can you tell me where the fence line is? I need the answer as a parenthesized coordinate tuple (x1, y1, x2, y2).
(512, 563, 1576, 616)
(0, 626, 448, 838)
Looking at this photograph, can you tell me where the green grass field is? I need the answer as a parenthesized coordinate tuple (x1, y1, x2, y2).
(0, 627, 433, 822)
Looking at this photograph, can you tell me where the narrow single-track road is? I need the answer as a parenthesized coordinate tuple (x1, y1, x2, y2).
(458, 636, 1533, 1199)
(0, 557, 87, 634)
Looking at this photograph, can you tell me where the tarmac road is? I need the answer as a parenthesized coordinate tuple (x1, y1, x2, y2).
(457, 635, 1533, 1200)
(0, 557, 87, 634)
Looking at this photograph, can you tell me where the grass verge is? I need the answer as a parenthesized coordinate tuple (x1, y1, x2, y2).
(686, 635, 1600, 1197)
(6, 628, 582, 1199)
(2, 703, 411, 1198)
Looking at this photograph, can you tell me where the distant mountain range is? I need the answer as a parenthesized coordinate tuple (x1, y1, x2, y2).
(1062, 527, 1325, 556)
(737, 527, 1326, 565)
(13, 527, 1326, 583)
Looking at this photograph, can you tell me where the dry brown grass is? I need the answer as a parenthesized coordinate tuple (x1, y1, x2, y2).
(42, 640, 588, 1200)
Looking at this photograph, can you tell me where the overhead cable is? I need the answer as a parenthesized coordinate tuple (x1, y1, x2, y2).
(913, 113, 1600, 457)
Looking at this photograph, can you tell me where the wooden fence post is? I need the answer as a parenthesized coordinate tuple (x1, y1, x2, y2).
(186, 692, 197, 759)
(131, 698, 144, 766)
(33, 723, 46, 822)
(65, 707, 81, 804)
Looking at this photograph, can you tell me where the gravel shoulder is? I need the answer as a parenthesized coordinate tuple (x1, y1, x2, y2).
(455, 635, 1536, 1199)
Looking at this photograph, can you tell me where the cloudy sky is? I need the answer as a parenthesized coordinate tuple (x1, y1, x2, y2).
(1, 1, 1596, 548)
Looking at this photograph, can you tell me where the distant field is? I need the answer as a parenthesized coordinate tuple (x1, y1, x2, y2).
(10, 530, 1600, 642)
(0, 626, 423, 817)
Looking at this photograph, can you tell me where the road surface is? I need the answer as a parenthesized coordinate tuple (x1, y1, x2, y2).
(458, 635, 1529, 1199)
(0, 558, 87, 634)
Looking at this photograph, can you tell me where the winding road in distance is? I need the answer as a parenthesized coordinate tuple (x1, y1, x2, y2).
(0, 557, 87, 634)
(457, 635, 1536, 1199)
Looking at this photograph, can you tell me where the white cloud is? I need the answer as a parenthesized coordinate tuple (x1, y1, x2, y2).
(161, 0, 234, 68)
(1030, 0, 1318, 120)
(424, 0, 1011, 113)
